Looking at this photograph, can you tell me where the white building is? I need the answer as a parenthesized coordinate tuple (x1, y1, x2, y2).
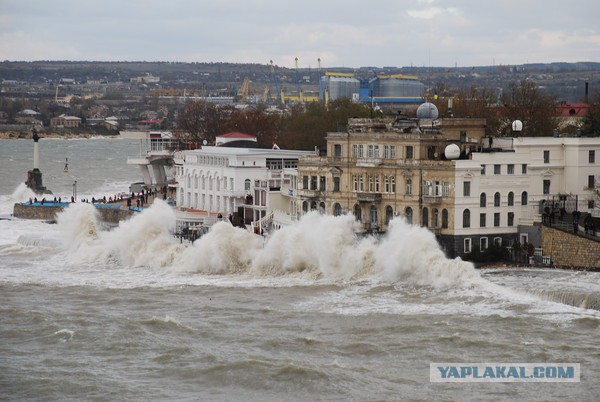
(176, 147, 317, 224)
(452, 136, 599, 255)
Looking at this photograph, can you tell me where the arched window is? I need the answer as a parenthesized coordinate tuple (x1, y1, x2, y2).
(333, 203, 342, 216)
(354, 204, 362, 221)
(463, 209, 471, 228)
(405, 207, 413, 224)
(422, 207, 429, 227)
(480, 192, 486, 207)
(442, 209, 448, 229)
(405, 178, 412, 195)
(508, 191, 514, 206)
(521, 191, 528, 206)
(244, 179, 251, 191)
(302, 201, 308, 213)
(494, 192, 501, 207)
(433, 208, 439, 228)
(319, 202, 326, 214)
(311, 201, 317, 210)
(385, 205, 394, 225)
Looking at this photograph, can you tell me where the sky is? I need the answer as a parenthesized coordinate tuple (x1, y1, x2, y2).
(1, 0, 599, 68)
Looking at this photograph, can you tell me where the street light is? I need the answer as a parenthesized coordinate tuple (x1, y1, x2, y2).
(72, 180, 77, 202)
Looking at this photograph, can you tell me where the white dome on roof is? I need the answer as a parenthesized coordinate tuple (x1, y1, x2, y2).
(416, 102, 439, 120)
(444, 144, 460, 160)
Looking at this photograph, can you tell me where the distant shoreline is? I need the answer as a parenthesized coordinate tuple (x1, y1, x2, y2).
(0, 132, 119, 139)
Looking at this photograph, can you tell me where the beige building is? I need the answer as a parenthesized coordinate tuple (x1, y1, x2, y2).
(50, 114, 81, 128)
(296, 111, 486, 236)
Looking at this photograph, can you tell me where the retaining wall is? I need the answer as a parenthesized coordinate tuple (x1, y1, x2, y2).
(541, 225, 600, 270)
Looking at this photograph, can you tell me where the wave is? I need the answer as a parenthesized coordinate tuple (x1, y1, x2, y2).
(54, 200, 483, 289)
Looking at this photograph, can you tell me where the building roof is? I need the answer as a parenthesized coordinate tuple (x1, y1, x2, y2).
(217, 131, 257, 139)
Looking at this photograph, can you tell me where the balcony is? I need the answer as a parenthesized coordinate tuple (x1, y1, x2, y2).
(422, 195, 443, 204)
(297, 189, 321, 198)
(357, 192, 382, 202)
(356, 158, 382, 167)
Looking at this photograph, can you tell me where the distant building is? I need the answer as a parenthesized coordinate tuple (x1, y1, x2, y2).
(130, 75, 160, 84)
(50, 114, 81, 128)
(16, 109, 43, 125)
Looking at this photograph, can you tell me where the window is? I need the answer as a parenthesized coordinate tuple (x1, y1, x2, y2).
(508, 192, 514, 206)
(590, 150, 596, 164)
(463, 209, 471, 228)
(543, 150, 550, 163)
(354, 204, 361, 221)
(391, 176, 396, 193)
(494, 212, 500, 227)
(406, 146, 414, 159)
(319, 176, 326, 191)
(373, 145, 380, 158)
(463, 181, 471, 197)
(333, 203, 342, 216)
(480, 213, 486, 227)
(494, 237, 502, 247)
(368, 175, 374, 192)
(359, 175, 364, 191)
(245, 179, 251, 191)
(480, 193, 486, 207)
(383, 145, 396, 159)
(442, 182, 449, 196)
(521, 191, 528, 205)
(384, 176, 390, 193)
(405, 207, 413, 224)
(422, 207, 429, 227)
(433, 208, 439, 228)
(494, 164, 501, 175)
(370, 205, 378, 226)
(375, 175, 380, 192)
(481, 165, 486, 175)
(334, 144, 342, 158)
(522, 164, 527, 174)
(494, 192, 501, 207)
(390, 145, 396, 159)
(333, 177, 340, 192)
(460, 131, 467, 143)
(588, 200, 595, 209)
(464, 238, 472, 254)
(319, 202, 325, 214)
(442, 209, 448, 229)
(352, 175, 358, 191)
(508, 212, 515, 227)
(357, 145, 364, 157)
(588, 175, 595, 189)
(480, 237, 488, 251)
(302, 176, 308, 190)
(367, 145, 375, 158)
(311, 176, 317, 190)
(302, 201, 308, 213)
(405, 178, 412, 195)
(507, 164, 514, 175)
(352, 144, 358, 157)
(543, 179, 551, 195)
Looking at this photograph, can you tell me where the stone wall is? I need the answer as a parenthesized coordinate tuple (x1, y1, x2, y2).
(541, 225, 600, 270)
(13, 203, 134, 224)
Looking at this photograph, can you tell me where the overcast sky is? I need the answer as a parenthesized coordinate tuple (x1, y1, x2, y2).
(1, 0, 599, 68)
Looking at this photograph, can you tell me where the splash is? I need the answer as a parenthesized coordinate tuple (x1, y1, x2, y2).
(55, 202, 483, 289)
(11, 183, 36, 204)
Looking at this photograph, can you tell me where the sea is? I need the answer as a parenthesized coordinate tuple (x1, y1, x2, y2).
(1, 138, 599, 401)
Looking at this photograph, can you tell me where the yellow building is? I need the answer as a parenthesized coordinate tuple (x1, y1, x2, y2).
(297, 110, 486, 235)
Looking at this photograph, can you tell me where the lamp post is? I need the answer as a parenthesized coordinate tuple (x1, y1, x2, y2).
(72, 180, 77, 201)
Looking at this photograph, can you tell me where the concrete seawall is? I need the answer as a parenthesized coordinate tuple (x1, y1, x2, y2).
(13, 203, 135, 224)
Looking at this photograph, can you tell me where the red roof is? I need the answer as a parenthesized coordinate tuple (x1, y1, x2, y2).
(217, 131, 257, 139)
(556, 102, 589, 117)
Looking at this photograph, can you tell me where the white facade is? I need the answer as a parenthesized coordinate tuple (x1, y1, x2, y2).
(454, 137, 600, 243)
(176, 147, 316, 217)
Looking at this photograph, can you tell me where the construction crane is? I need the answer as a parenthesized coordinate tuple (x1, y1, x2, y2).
(269, 60, 282, 105)
(238, 77, 251, 99)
